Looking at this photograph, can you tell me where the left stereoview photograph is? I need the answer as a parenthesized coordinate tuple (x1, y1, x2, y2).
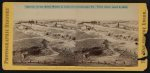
(2, 2, 148, 71)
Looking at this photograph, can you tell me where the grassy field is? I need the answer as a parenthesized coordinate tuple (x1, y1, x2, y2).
(13, 20, 138, 66)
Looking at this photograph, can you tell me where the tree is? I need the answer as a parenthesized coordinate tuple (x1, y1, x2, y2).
(117, 22, 120, 28)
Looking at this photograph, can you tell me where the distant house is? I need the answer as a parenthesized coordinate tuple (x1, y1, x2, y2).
(80, 25, 94, 30)
(80, 26, 87, 30)
(54, 23, 63, 28)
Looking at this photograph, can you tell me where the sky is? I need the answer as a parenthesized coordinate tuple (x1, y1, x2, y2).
(14, 3, 139, 21)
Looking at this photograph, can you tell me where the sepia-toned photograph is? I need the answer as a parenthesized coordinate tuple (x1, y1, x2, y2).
(13, 3, 139, 66)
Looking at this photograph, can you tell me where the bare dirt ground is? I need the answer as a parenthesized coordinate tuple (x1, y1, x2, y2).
(13, 20, 138, 66)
